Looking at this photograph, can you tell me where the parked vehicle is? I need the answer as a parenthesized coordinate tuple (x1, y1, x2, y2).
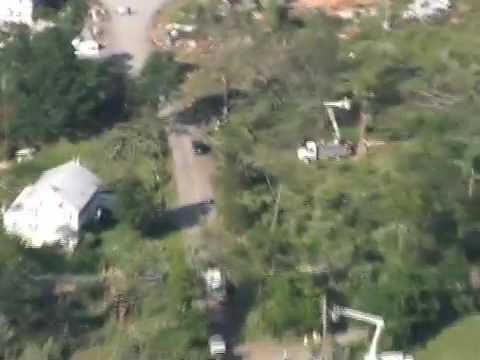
(209, 334, 226, 359)
(192, 140, 211, 155)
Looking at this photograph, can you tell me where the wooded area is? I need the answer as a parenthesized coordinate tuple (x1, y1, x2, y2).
(0, 0, 480, 359)
(183, 0, 480, 353)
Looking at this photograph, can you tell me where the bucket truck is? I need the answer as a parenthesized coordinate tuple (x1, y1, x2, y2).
(297, 97, 353, 164)
(323, 97, 351, 145)
(331, 305, 414, 360)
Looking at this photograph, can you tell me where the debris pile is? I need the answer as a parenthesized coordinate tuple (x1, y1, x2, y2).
(402, 0, 451, 21)
(71, 5, 107, 58)
(152, 22, 207, 52)
(295, 0, 377, 19)
(72, 27, 102, 58)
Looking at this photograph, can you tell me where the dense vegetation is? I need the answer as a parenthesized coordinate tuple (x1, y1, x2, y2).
(0, 3, 205, 359)
(178, 0, 480, 352)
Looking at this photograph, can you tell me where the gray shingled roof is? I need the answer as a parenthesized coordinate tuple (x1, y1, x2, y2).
(35, 160, 101, 211)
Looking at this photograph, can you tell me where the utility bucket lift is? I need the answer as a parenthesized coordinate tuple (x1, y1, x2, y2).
(297, 97, 353, 163)
(331, 305, 415, 360)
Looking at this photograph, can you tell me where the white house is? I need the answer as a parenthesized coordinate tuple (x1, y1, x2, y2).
(2, 159, 111, 251)
(0, 0, 36, 26)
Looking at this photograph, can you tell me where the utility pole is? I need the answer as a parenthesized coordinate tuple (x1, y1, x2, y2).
(1, 74, 8, 159)
(383, 0, 392, 31)
(221, 73, 229, 119)
(320, 294, 333, 360)
(322, 294, 327, 340)
(468, 167, 480, 198)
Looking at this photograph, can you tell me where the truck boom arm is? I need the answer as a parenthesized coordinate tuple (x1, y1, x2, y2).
(332, 306, 385, 360)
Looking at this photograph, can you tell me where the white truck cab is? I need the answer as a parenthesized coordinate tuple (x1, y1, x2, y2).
(209, 334, 226, 359)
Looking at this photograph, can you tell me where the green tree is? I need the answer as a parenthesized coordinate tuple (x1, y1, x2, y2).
(137, 52, 190, 108)
(0, 27, 127, 145)
(114, 178, 157, 232)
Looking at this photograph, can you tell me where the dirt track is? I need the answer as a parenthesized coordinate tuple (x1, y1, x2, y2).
(100, 0, 215, 209)
(168, 124, 215, 207)
(100, 0, 168, 73)
(99, 2, 308, 358)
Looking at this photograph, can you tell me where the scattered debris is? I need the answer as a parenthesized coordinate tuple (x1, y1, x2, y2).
(89, 6, 107, 23)
(31, 19, 55, 32)
(294, 0, 377, 19)
(165, 23, 196, 33)
(337, 25, 361, 40)
(72, 26, 102, 58)
(0, 0, 34, 27)
(223, 0, 260, 12)
(72, 37, 101, 58)
(0, 1, 54, 32)
(403, 0, 451, 21)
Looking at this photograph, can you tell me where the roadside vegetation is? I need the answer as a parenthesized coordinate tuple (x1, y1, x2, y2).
(0, 2, 207, 359)
(154, 0, 480, 355)
(1, 0, 480, 358)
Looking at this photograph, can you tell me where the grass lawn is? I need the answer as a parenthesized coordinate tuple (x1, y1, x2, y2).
(416, 315, 480, 360)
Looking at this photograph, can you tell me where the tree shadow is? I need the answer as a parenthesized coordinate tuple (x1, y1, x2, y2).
(175, 90, 247, 126)
(372, 65, 422, 109)
(145, 201, 215, 237)
(102, 52, 134, 74)
(221, 280, 259, 360)
(64, 53, 134, 142)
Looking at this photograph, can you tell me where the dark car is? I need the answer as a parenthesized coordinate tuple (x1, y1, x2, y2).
(192, 140, 211, 155)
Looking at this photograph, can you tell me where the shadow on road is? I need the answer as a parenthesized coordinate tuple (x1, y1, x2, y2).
(102, 52, 133, 73)
(168, 123, 193, 135)
(175, 90, 246, 126)
(147, 202, 214, 238)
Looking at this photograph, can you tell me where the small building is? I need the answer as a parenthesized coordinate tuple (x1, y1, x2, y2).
(0, 0, 36, 27)
(2, 159, 112, 251)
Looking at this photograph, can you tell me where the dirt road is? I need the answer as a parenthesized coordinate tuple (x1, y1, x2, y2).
(100, 0, 168, 73)
(168, 124, 215, 207)
(100, 0, 215, 209)
(99, 2, 307, 359)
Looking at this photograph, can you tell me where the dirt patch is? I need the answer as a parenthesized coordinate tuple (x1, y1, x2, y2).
(0, 160, 12, 171)
(235, 339, 311, 360)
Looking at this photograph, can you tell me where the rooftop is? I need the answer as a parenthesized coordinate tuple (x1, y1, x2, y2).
(35, 160, 101, 211)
